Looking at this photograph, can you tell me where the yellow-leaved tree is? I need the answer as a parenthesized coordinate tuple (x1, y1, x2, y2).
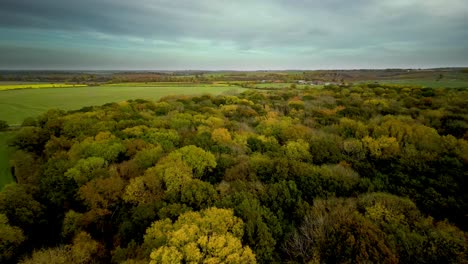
(144, 207, 256, 263)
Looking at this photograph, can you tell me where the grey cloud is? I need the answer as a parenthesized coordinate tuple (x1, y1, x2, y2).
(0, 0, 467, 69)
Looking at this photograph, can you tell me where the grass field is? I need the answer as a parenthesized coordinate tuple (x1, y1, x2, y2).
(0, 83, 246, 187)
(252, 83, 322, 89)
(0, 84, 246, 125)
(0, 83, 88, 91)
(0, 131, 15, 190)
(107, 82, 232, 87)
(369, 79, 468, 88)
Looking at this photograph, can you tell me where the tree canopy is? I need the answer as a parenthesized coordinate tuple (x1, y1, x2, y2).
(2, 83, 467, 263)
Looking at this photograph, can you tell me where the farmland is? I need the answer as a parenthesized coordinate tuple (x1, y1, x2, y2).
(0, 83, 245, 125)
(367, 79, 468, 88)
(0, 83, 88, 91)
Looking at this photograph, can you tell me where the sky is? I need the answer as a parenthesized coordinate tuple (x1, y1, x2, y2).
(0, 0, 467, 70)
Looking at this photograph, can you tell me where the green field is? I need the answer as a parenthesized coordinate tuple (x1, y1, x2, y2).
(369, 79, 468, 88)
(106, 82, 232, 87)
(0, 83, 246, 187)
(0, 84, 246, 125)
(252, 82, 322, 89)
(0, 83, 88, 91)
(0, 131, 15, 190)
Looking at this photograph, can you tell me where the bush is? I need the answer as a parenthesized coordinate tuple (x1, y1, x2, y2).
(0, 120, 8, 131)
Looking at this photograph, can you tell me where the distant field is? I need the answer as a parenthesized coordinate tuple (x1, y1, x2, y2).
(369, 79, 468, 88)
(0, 131, 14, 190)
(106, 82, 232, 87)
(0, 83, 88, 91)
(0, 84, 246, 125)
(252, 83, 322, 89)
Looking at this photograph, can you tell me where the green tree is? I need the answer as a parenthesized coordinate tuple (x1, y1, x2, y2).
(0, 214, 25, 262)
(167, 145, 217, 178)
(64, 157, 108, 186)
(0, 184, 44, 231)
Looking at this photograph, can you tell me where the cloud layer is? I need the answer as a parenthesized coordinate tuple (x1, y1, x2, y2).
(1, 0, 467, 69)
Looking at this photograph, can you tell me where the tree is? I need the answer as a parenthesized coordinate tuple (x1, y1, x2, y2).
(78, 175, 125, 225)
(19, 232, 103, 264)
(123, 158, 193, 205)
(0, 184, 44, 231)
(123, 174, 165, 205)
(10, 150, 41, 185)
(284, 197, 397, 264)
(362, 136, 400, 159)
(143, 207, 256, 263)
(167, 145, 217, 178)
(19, 246, 70, 264)
(180, 180, 218, 209)
(0, 214, 25, 262)
(12, 127, 49, 154)
(283, 139, 312, 161)
(211, 128, 232, 145)
(64, 157, 108, 186)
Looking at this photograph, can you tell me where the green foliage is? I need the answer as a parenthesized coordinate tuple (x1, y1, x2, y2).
(0, 132, 16, 189)
(133, 146, 164, 169)
(12, 126, 49, 154)
(0, 213, 25, 262)
(68, 133, 127, 163)
(65, 157, 108, 185)
(167, 145, 217, 178)
(0, 184, 44, 231)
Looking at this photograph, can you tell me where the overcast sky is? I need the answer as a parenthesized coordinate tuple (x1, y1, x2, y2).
(0, 0, 467, 70)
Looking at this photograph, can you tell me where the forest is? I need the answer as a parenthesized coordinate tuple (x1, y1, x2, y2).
(1, 82, 467, 263)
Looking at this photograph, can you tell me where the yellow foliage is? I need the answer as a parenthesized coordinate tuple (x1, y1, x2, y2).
(70, 232, 101, 263)
(283, 139, 312, 161)
(19, 247, 71, 264)
(362, 136, 400, 159)
(364, 99, 389, 108)
(211, 128, 232, 144)
(94, 131, 115, 141)
(318, 105, 346, 116)
(150, 246, 183, 264)
(145, 208, 256, 264)
(221, 105, 238, 116)
(365, 203, 405, 224)
(204, 116, 225, 128)
(122, 125, 149, 137)
(123, 174, 164, 205)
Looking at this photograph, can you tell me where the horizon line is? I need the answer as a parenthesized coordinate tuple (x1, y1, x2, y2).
(0, 67, 467, 72)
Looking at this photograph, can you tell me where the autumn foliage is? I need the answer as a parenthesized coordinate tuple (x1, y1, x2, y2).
(1, 83, 467, 263)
